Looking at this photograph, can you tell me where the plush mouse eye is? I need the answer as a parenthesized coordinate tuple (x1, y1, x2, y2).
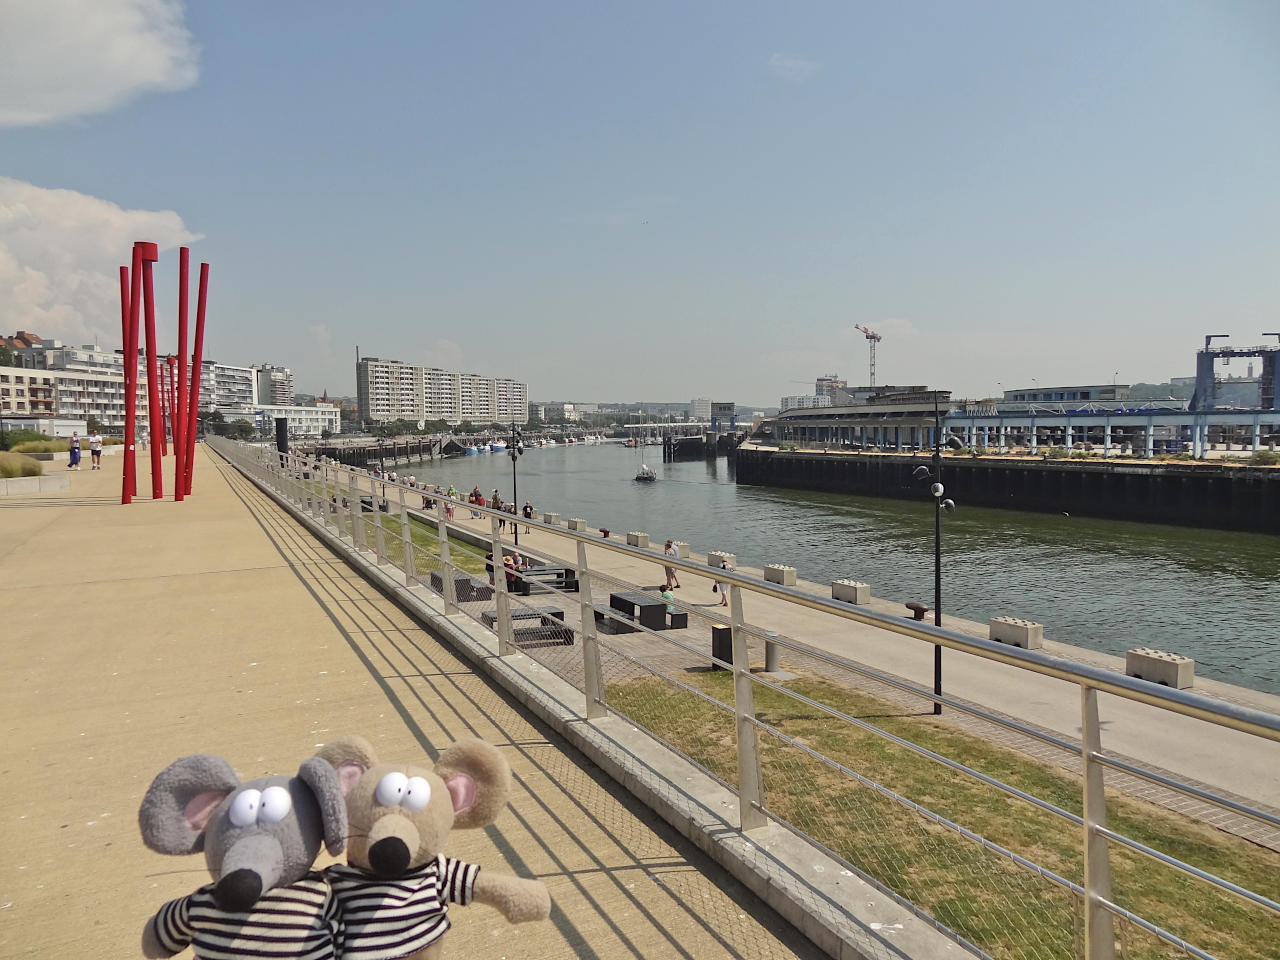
(228, 789, 262, 828)
(257, 785, 292, 824)
(401, 777, 431, 812)
(375, 772, 409, 807)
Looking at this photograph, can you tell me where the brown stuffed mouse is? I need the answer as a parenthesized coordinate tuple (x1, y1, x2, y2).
(317, 734, 550, 960)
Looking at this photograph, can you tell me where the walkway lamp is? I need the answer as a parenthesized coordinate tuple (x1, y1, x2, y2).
(509, 421, 525, 546)
(911, 391, 962, 716)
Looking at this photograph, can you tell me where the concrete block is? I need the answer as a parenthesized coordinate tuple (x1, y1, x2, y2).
(542, 512, 561, 525)
(3, 476, 40, 495)
(672, 541, 690, 559)
(566, 517, 587, 531)
(764, 564, 796, 586)
(708, 551, 736, 567)
(831, 580, 869, 604)
(38, 474, 70, 492)
(1126, 648, 1194, 689)
(627, 531, 650, 548)
(989, 616, 1045, 650)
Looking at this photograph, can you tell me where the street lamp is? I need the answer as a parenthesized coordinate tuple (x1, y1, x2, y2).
(912, 390, 961, 716)
(509, 421, 525, 546)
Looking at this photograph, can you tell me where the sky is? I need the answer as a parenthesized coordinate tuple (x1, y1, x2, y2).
(1, 1, 1278, 407)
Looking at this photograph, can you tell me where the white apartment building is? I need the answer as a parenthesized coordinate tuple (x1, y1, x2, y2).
(199, 361, 256, 410)
(255, 364, 295, 406)
(357, 357, 527, 426)
(780, 394, 833, 412)
(223, 402, 340, 438)
(10, 341, 150, 431)
(0, 369, 56, 418)
(690, 398, 712, 420)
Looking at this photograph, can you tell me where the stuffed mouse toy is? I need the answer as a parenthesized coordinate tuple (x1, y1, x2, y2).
(138, 752, 348, 959)
(318, 734, 551, 960)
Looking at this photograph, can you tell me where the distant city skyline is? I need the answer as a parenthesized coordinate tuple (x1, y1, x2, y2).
(2, 2, 1277, 404)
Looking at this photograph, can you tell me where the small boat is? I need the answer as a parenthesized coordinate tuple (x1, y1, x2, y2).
(489, 441, 507, 453)
(634, 464, 657, 483)
(463, 446, 478, 456)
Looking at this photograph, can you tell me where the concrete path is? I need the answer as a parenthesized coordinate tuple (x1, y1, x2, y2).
(0, 449, 826, 960)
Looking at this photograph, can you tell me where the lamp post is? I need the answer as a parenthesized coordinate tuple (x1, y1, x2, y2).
(509, 421, 524, 546)
(912, 391, 960, 716)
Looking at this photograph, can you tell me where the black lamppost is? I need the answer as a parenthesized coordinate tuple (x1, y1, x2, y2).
(509, 421, 524, 546)
(912, 391, 961, 716)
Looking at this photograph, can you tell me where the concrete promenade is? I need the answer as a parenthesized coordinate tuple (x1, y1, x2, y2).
(0, 448, 827, 960)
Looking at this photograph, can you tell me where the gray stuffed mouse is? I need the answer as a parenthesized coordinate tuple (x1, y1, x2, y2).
(138, 753, 347, 959)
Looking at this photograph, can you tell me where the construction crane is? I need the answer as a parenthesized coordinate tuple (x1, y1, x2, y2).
(853, 324, 882, 388)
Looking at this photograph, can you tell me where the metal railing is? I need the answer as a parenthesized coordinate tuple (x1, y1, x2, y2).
(212, 437, 1280, 960)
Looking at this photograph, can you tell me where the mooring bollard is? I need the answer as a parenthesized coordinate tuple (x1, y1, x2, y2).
(764, 631, 780, 673)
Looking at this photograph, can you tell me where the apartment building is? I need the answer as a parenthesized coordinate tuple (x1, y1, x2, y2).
(0, 369, 56, 417)
(255, 364, 296, 406)
(357, 357, 527, 426)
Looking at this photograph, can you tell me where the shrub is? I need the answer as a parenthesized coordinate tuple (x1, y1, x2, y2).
(0, 429, 50, 452)
(1042, 446, 1068, 459)
(0, 451, 43, 478)
(1249, 449, 1280, 466)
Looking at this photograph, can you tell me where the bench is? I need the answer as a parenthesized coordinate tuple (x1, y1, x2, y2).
(610, 591, 667, 630)
(667, 610, 688, 629)
(429, 570, 493, 603)
(905, 601, 930, 622)
(517, 566, 580, 596)
(480, 607, 565, 629)
(594, 607, 637, 634)
(512, 623, 575, 647)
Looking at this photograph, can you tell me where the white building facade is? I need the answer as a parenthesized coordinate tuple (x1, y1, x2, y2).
(357, 357, 528, 426)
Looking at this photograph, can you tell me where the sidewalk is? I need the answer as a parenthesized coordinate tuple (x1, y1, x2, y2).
(0, 448, 827, 960)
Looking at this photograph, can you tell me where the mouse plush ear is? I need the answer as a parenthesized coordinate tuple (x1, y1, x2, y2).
(315, 735, 377, 797)
(139, 755, 240, 855)
(435, 739, 512, 830)
(297, 756, 348, 856)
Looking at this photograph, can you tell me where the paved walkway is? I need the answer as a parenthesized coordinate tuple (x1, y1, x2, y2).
(0, 449, 826, 960)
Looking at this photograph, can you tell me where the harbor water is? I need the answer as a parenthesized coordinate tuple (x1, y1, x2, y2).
(395, 443, 1280, 695)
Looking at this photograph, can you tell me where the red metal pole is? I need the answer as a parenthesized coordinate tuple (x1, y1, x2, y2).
(185, 262, 210, 494)
(140, 245, 163, 498)
(120, 264, 133, 505)
(174, 248, 188, 502)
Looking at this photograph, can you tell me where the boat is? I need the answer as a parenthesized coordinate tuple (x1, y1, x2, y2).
(489, 441, 507, 453)
(634, 464, 657, 482)
(463, 446, 478, 456)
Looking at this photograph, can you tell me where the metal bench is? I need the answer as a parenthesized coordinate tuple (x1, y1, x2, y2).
(481, 607, 565, 629)
(517, 566, 580, 595)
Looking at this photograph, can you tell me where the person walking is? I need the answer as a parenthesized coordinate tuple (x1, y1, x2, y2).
(663, 540, 681, 589)
(716, 557, 732, 607)
(67, 432, 82, 470)
(88, 430, 103, 469)
(522, 500, 534, 534)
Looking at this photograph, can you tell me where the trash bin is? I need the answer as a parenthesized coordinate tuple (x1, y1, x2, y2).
(711, 624, 732, 669)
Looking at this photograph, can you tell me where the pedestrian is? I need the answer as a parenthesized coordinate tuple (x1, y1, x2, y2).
(522, 500, 534, 533)
(67, 432, 82, 470)
(661, 586, 677, 615)
(716, 558, 732, 606)
(485, 551, 495, 585)
(663, 539, 681, 589)
(89, 430, 103, 469)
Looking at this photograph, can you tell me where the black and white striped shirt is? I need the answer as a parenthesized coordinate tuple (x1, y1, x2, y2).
(326, 856, 479, 959)
(150, 874, 338, 960)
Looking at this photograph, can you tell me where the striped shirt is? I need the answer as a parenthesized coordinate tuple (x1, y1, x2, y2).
(326, 856, 479, 959)
(151, 874, 338, 960)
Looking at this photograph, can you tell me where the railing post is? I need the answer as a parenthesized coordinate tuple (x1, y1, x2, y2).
(730, 584, 767, 831)
(372, 491, 387, 564)
(349, 476, 365, 550)
(489, 513, 514, 656)
(435, 501, 458, 614)
(576, 539, 606, 719)
(1081, 685, 1116, 960)
(398, 489, 415, 586)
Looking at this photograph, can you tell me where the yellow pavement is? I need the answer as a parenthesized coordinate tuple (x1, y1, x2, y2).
(0, 448, 824, 960)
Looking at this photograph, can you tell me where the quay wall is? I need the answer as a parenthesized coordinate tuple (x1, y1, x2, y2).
(734, 447, 1280, 533)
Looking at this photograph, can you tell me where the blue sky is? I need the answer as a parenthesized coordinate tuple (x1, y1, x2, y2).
(2, 1, 1277, 405)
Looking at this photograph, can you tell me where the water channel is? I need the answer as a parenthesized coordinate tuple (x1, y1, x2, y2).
(393, 442, 1280, 695)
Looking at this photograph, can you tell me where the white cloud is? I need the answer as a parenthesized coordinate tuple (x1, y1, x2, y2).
(0, 0, 198, 127)
(767, 53, 820, 85)
(0, 176, 200, 346)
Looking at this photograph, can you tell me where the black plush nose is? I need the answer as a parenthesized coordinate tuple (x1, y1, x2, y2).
(214, 869, 263, 912)
(368, 837, 411, 877)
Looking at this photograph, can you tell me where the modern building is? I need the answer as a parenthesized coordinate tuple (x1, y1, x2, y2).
(690, 398, 712, 420)
(255, 364, 295, 406)
(6, 338, 150, 431)
(0, 369, 55, 418)
(710, 401, 737, 434)
(780, 394, 832, 412)
(199, 362, 256, 410)
(243, 402, 340, 438)
(1003, 384, 1130, 404)
(356, 357, 528, 426)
